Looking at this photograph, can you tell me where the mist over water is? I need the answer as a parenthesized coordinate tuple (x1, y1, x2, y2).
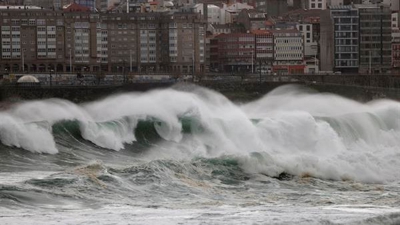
(1, 84, 400, 224)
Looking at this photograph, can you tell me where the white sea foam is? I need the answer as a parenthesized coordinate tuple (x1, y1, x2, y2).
(0, 112, 57, 154)
(1, 85, 400, 183)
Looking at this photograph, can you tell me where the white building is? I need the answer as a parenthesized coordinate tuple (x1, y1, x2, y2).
(272, 29, 305, 74)
(273, 29, 304, 61)
(222, 3, 254, 24)
(193, 3, 253, 25)
(297, 23, 318, 57)
(194, 4, 225, 25)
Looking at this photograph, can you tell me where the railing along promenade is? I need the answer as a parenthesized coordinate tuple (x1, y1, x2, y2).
(2, 72, 400, 89)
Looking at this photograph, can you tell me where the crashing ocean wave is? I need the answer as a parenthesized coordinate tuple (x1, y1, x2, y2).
(1, 85, 400, 183)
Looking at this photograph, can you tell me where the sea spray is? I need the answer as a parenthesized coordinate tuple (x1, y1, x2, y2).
(0, 112, 57, 154)
(0, 85, 400, 183)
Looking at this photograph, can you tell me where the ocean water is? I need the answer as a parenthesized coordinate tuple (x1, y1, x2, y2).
(0, 84, 400, 225)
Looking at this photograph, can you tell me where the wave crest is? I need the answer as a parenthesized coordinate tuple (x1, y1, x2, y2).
(1, 85, 400, 183)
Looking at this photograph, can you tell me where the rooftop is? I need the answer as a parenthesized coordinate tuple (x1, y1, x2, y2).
(354, 4, 387, 9)
(211, 24, 232, 29)
(329, 5, 353, 10)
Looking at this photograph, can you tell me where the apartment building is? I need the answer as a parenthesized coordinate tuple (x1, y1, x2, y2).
(0, 8, 206, 73)
(211, 33, 255, 72)
(328, 3, 392, 74)
(0, 6, 66, 72)
(95, 22, 108, 71)
(166, 12, 206, 74)
(104, 14, 137, 73)
(252, 30, 273, 71)
(297, 23, 318, 57)
(330, 5, 359, 73)
(356, 4, 392, 74)
(271, 29, 305, 74)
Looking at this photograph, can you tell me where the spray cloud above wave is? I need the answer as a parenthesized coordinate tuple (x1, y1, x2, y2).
(1, 85, 400, 183)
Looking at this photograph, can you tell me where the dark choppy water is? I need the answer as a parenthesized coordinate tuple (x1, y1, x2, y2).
(1, 85, 400, 224)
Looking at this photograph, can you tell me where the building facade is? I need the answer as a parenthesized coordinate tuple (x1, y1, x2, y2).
(0, 7, 67, 72)
(211, 33, 256, 72)
(392, 29, 400, 71)
(252, 30, 273, 72)
(329, 3, 392, 74)
(357, 4, 392, 74)
(392, 12, 399, 30)
(255, 0, 288, 16)
(237, 9, 267, 31)
(297, 23, 318, 57)
(331, 5, 359, 73)
(306, 0, 327, 10)
(272, 29, 305, 74)
(0, 8, 206, 73)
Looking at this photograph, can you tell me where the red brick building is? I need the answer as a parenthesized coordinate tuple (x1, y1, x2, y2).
(211, 33, 255, 73)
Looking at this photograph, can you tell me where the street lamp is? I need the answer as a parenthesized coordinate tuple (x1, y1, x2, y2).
(50, 69, 54, 87)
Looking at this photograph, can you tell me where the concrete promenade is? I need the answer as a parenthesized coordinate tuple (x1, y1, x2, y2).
(1, 73, 400, 103)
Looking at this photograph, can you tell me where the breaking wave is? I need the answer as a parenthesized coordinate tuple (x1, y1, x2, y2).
(1, 85, 400, 183)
